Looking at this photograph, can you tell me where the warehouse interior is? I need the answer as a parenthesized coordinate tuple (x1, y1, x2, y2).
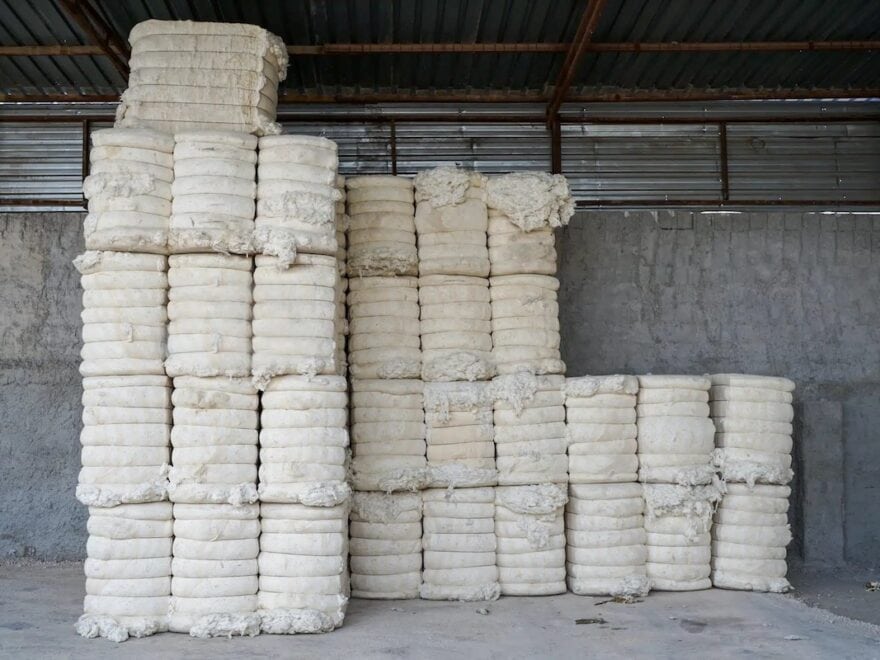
(0, 0, 879, 656)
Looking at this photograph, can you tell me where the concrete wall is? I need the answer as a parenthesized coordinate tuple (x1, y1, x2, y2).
(559, 210, 880, 568)
(1, 210, 877, 568)
(0, 213, 85, 560)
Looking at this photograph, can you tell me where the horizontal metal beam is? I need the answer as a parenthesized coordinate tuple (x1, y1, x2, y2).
(0, 45, 105, 56)
(2, 40, 878, 58)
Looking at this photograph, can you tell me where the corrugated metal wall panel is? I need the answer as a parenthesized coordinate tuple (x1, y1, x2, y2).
(1, 105, 877, 210)
(727, 123, 880, 201)
(562, 123, 722, 201)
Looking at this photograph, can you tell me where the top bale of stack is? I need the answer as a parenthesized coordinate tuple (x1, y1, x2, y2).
(117, 20, 288, 136)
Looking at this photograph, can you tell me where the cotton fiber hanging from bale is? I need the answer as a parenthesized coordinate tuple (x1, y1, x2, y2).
(494, 485, 568, 596)
(566, 483, 650, 598)
(349, 379, 428, 492)
(82, 129, 174, 254)
(169, 131, 257, 254)
(565, 375, 639, 484)
(643, 483, 723, 591)
(75, 502, 173, 641)
(117, 20, 287, 136)
(257, 502, 350, 633)
(255, 136, 340, 267)
(164, 254, 253, 379)
(168, 502, 260, 637)
(485, 171, 573, 276)
(75, 251, 170, 507)
(347, 276, 421, 380)
(709, 374, 795, 592)
(420, 487, 499, 601)
(636, 375, 716, 485)
(251, 254, 342, 385)
(492, 373, 568, 486)
(349, 492, 423, 599)
(423, 382, 497, 488)
(345, 176, 418, 277)
(166, 376, 259, 506)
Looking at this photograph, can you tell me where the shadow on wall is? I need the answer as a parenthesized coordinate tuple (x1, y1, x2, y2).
(557, 209, 880, 570)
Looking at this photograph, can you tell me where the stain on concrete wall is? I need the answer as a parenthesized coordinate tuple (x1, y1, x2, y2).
(558, 209, 880, 568)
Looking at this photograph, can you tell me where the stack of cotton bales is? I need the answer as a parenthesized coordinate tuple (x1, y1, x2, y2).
(342, 176, 425, 600)
(415, 167, 493, 382)
(710, 374, 795, 592)
(486, 172, 572, 376)
(414, 167, 499, 601)
(564, 376, 649, 597)
(494, 485, 567, 595)
(168, 131, 257, 254)
(482, 174, 573, 597)
(421, 487, 499, 601)
(117, 20, 287, 136)
(82, 128, 174, 254)
(251, 135, 350, 632)
(637, 375, 719, 591)
(350, 492, 423, 600)
(254, 136, 340, 268)
(255, 366, 350, 630)
(74, 250, 171, 640)
(163, 252, 259, 636)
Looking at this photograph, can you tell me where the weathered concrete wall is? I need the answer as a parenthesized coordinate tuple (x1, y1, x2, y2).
(2, 210, 877, 568)
(558, 210, 880, 568)
(0, 213, 85, 560)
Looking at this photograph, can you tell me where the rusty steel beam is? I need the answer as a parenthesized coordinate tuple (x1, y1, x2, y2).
(288, 42, 569, 54)
(0, 45, 105, 56)
(0, 198, 86, 207)
(2, 40, 878, 58)
(575, 199, 880, 208)
(566, 87, 880, 102)
(2, 86, 879, 106)
(57, 0, 129, 78)
(546, 0, 609, 122)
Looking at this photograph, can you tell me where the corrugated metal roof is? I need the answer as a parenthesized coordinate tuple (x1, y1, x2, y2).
(0, 0, 877, 98)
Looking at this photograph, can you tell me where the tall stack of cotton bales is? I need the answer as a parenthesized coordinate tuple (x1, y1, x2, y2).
(414, 168, 499, 601)
(75, 129, 175, 643)
(252, 136, 349, 633)
(344, 175, 425, 600)
(486, 173, 573, 597)
(710, 374, 795, 592)
(563, 375, 649, 598)
(637, 376, 721, 592)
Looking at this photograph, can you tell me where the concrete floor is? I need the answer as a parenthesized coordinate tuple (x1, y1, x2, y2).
(1, 563, 879, 659)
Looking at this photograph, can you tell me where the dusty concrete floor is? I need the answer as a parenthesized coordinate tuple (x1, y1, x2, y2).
(1, 563, 879, 659)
